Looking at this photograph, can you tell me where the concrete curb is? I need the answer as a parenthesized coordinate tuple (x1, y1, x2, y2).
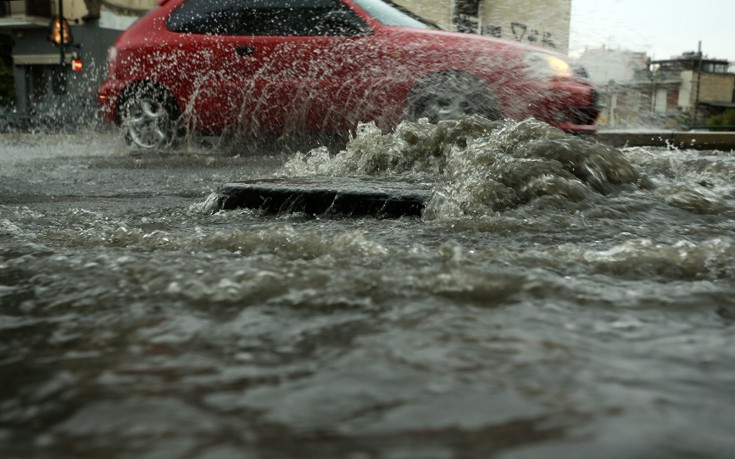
(595, 131, 735, 150)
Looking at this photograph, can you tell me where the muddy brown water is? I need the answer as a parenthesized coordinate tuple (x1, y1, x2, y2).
(1, 119, 734, 459)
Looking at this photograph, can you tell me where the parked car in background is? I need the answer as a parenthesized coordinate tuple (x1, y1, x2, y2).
(98, 0, 600, 149)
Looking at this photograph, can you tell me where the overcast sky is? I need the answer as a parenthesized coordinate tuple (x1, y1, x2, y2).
(569, 0, 735, 61)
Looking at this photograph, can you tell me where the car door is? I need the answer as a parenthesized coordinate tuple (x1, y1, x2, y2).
(165, 0, 283, 132)
(288, 3, 400, 132)
(268, 0, 414, 132)
(166, 0, 383, 134)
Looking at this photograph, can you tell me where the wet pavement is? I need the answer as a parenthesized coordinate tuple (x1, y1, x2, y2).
(1, 119, 734, 459)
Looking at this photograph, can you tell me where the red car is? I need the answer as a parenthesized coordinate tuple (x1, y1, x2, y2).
(98, 0, 599, 149)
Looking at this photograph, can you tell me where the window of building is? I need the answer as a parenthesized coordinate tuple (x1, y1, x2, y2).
(454, 0, 480, 34)
(27, 0, 52, 17)
(455, 0, 480, 16)
(702, 61, 729, 74)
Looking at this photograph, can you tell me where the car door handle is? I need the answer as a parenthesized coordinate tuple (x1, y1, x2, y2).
(235, 46, 256, 56)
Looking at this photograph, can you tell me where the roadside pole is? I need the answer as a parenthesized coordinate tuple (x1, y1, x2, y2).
(59, 0, 65, 68)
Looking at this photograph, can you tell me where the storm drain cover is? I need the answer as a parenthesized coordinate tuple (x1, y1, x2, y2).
(215, 177, 433, 218)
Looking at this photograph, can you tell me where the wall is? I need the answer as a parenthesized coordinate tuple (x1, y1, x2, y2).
(393, 0, 452, 30)
(392, 0, 453, 30)
(481, 0, 570, 53)
(698, 73, 735, 104)
(393, 0, 570, 54)
(55, 0, 89, 21)
(679, 70, 735, 108)
(99, 0, 158, 30)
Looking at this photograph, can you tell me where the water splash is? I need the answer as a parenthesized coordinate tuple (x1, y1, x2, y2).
(281, 117, 652, 218)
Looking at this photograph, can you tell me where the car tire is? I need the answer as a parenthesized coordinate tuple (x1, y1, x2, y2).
(405, 71, 501, 123)
(120, 85, 181, 150)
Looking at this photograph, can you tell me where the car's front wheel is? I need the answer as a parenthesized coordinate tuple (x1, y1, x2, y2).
(120, 86, 181, 150)
(405, 71, 501, 123)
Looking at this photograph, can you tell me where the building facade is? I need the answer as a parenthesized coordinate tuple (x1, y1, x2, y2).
(0, 0, 154, 122)
(579, 48, 735, 128)
(393, 0, 571, 54)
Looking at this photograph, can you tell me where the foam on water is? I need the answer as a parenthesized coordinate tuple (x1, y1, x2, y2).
(622, 146, 735, 214)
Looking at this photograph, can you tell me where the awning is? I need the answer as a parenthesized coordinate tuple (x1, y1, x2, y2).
(13, 54, 72, 66)
(700, 102, 735, 109)
(0, 17, 49, 30)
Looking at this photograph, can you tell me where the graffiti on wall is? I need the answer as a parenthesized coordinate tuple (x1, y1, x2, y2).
(454, 15, 480, 34)
(453, 11, 558, 50)
(486, 22, 557, 49)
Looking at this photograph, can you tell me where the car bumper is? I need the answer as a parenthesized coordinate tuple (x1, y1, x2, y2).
(529, 82, 600, 134)
(97, 80, 127, 124)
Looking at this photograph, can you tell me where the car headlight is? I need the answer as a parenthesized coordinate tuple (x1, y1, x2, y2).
(524, 52, 573, 79)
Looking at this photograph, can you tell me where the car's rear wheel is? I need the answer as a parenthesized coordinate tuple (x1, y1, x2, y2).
(120, 85, 181, 150)
(405, 71, 501, 123)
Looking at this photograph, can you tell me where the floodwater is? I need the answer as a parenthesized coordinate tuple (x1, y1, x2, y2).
(1, 118, 734, 459)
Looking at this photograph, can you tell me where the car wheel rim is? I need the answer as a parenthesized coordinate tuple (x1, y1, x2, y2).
(422, 94, 473, 123)
(123, 98, 171, 149)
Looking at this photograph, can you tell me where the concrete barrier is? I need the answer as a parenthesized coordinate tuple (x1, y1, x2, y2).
(595, 131, 735, 151)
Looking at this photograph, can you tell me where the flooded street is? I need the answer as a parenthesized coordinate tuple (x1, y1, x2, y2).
(1, 120, 734, 459)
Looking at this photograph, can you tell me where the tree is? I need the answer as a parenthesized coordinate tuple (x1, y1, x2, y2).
(706, 109, 735, 130)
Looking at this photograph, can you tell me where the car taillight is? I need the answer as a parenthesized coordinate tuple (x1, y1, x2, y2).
(71, 59, 83, 72)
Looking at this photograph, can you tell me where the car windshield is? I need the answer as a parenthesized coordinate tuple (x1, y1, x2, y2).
(350, 0, 435, 29)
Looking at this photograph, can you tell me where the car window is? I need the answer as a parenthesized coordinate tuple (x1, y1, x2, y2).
(349, 0, 433, 29)
(167, 0, 368, 36)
